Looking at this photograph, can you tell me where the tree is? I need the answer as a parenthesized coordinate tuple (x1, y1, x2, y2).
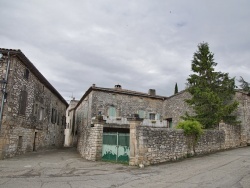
(184, 42, 239, 129)
(238, 76, 250, 92)
(174, 83, 178, 94)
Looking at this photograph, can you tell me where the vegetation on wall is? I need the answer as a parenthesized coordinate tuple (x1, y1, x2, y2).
(184, 42, 239, 129)
(176, 120, 203, 154)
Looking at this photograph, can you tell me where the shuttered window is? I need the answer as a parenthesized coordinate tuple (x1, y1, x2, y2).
(19, 90, 27, 115)
(138, 110, 145, 118)
(108, 107, 116, 117)
(51, 108, 57, 124)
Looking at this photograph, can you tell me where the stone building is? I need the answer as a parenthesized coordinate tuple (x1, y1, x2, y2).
(71, 84, 250, 163)
(74, 84, 168, 159)
(64, 98, 79, 147)
(0, 48, 68, 159)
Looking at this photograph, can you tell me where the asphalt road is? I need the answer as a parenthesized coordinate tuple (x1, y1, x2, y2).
(0, 147, 249, 188)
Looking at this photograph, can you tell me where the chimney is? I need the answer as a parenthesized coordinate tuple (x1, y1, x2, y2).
(148, 89, 156, 96)
(92, 84, 96, 88)
(114, 84, 122, 90)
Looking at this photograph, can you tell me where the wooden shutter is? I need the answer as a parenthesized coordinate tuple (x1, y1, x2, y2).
(108, 107, 116, 117)
(19, 90, 27, 115)
(138, 110, 145, 118)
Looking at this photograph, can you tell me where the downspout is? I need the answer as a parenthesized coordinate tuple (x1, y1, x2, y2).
(0, 52, 11, 131)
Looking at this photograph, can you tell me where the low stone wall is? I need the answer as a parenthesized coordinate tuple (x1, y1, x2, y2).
(132, 123, 242, 166)
(195, 130, 224, 155)
(219, 123, 242, 148)
(83, 124, 103, 161)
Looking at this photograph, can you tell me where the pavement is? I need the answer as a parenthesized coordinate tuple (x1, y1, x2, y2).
(0, 147, 250, 188)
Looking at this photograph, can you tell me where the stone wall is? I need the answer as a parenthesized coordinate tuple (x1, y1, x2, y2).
(91, 90, 164, 121)
(163, 90, 193, 127)
(75, 89, 165, 159)
(0, 54, 67, 159)
(132, 123, 242, 166)
(85, 123, 103, 161)
(235, 91, 250, 145)
(75, 92, 93, 158)
(219, 122, 242, 148)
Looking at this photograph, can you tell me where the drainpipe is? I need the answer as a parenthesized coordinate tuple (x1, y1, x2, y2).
(0, 51, 11, 131)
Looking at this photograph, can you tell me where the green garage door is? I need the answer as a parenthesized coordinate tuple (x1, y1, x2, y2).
(102, 132, 130, 163)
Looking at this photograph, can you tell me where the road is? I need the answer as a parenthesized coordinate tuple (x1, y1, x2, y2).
(0, 147, 249, 188)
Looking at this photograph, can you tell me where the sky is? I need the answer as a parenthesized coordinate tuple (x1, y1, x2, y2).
(0, 0, 250, 102)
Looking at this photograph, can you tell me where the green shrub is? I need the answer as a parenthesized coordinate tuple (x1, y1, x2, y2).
(176, 120, 204, 155)
(176, 120, 203, 141)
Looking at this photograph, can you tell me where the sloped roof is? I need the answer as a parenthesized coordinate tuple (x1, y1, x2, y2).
(0, 48, 68, 107)
(75, 85, 167, 109)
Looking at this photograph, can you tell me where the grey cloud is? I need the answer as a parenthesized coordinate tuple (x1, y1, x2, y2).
(0, 0, 250, 101)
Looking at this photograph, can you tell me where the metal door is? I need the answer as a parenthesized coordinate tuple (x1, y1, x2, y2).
(102, 132, 130, 163)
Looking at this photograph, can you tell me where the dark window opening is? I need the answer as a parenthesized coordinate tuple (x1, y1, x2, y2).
(24, 68, 30, 79)
(149, 113, 155, 120)
(51, 108, 57, 124)
(18, 136, 23, 148)
(167, 118, 173, 128)
(19, 90, 27, 115)
(103, 127, 130, 133)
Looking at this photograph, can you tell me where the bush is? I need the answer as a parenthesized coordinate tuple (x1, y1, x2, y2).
(176, 120, 203, 141)
(177, 120, 204, 155)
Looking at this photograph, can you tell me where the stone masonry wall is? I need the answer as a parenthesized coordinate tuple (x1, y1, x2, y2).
(0, 55, 67, 159)
(163, 91, 193, 127)
(76, 92, 93, 158)
(85, 123, 103, 161)
(91, 90, 164, 119)
(76, 89, 165, 160)
(235, 91, 250, 145)
(134, 123, 242, 165)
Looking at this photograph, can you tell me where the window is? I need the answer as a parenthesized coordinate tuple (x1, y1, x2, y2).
(149, 113, 155, 120)
(167, 118, 173, 128)
(108, 107, 116, 117)
(62, 116, 66, 127)
(138, 110, 145, 118)
(156, 113, 160, 120)
(19, 90, 28, 115)
(51, 108, 57, 124)
(18, 136, 23, 148)
(34, 103, 38, 115)
(57, 112, 60, 125)
(24, 68, 29, 79)
(39, 107, 44, 121)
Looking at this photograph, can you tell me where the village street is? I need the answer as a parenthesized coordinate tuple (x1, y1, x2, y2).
(0, 147, 249, 188)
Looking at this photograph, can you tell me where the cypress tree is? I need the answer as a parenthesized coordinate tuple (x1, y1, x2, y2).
(184, 42, 239, 129)
(174, 83, 178, 94)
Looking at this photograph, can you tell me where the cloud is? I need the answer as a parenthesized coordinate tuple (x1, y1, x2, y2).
(0, 0, 250, 101)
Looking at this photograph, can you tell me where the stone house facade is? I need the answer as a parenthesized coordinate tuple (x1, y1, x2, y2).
(74, 84, 168, 158)
(72, 84, 250, 162)
(0, 48, 68, 159)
